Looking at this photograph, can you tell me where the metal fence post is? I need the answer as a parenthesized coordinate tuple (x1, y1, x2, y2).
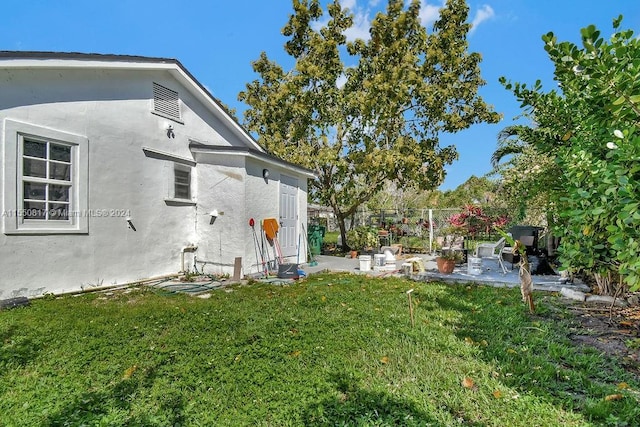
(429, 209, 434, 253)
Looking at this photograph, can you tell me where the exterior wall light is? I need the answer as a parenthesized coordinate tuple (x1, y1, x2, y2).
(262, 168, 270, 179)
(209, 209, 224, 224)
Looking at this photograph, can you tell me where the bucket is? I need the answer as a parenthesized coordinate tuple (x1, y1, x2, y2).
(277, 263, 299, 279)
(467, 257, 483, 275)
(401, 262, 413, 275)
(373, 254, 386, 267)
(359, 255, 371, 271)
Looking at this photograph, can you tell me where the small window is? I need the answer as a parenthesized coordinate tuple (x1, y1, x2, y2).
(153, 82, 181, 122)
(174, 167, 191, 200)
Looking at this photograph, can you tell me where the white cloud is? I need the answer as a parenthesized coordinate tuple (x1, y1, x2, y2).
(418, 1, 443, 27)
(340, 0, 357, 10)
(344, 10, 372, 41)
(316, 0, 464, 42)
(336, 73, 348, 88)
(469, 4, 495, 35)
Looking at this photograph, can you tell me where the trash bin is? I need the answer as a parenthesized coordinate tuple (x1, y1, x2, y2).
(307, 225, 325, 255)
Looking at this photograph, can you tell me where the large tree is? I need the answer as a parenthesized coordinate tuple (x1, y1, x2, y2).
(239, 0, 500, 248)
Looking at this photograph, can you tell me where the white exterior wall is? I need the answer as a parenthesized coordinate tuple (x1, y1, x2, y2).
(194, 156, 247, 275)
(0, 64, 310, 297)
(244, 159, 309, 269)
(194, 155, 309, 278)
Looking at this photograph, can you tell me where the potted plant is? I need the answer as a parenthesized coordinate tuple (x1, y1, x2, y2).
(436, 248, 463, 274)
(347, 226, 378, 258)
(435, 231, 464, 274)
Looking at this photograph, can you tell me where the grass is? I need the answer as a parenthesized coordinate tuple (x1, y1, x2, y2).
(323, 230, 339, 245)
(1, 274, 638, 426)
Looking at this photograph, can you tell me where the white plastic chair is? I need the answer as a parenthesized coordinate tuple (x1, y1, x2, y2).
(475, 236, 508, 274)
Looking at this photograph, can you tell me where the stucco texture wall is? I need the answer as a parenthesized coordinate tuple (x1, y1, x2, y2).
(0, 68, 223, 296)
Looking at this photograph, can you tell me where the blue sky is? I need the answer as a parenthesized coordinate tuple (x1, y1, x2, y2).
(2, 1, 639, 190)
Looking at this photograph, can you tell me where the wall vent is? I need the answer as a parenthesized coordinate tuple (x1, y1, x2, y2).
(153, 82, 181, 121)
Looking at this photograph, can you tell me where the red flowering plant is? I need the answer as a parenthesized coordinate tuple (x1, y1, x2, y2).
(447, 205, 510, 241)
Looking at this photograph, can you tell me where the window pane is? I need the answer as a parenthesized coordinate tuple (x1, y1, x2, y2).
(175, 186, 190, 199)
(23, 182, 47, 200)
(24, 140, 46, 158)
(50, 144, 71, 162)
(49, 185, 70, 202)
(23, 201, 46, 219)
(174, 169, 190, 199)
(23, 158, 47, 178)
(174, 170, 190, 184)
(48, 203, 69, 220)
(50, 162, 71, 181)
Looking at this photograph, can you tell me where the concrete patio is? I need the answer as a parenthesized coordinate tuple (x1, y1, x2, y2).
(300, 254, 590, 293)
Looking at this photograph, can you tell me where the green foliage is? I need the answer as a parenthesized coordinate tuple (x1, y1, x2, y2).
(498, 16, 640, 291)
(439, 175, 503, 208)
(346, 225, 379, 250)
(1, 279, 637, 425)
(240, 0, 500, 248)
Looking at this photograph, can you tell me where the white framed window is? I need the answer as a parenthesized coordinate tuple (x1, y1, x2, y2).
(141, 147, 195, 206)
(164, 163, 194, 206)
(173, 166, 191, 200)
(3, 119, 89, 234)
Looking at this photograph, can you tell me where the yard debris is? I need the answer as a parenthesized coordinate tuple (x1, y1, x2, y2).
(0, 297, 30, 310)
(461, 377, 477, 390)
(122, 365, 138, 379)
(604, 394, 624, 401)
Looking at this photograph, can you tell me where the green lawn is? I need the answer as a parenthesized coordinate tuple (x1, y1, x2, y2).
(1, 274, 638, 426)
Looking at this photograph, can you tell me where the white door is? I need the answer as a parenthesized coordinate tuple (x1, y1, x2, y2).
(279, 175, 298, 260)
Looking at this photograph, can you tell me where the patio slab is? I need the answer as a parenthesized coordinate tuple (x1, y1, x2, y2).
(300, 254, 590, 293)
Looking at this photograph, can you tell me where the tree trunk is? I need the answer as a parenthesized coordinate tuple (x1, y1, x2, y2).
(336, 212, 350, 252)
(594, 271, 616, 296)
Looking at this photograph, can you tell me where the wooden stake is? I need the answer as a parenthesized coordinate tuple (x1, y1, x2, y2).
(233, 257, 242, 281)
(406, 289, 415, 327)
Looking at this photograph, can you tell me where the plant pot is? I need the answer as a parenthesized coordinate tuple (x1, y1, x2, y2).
(350, 250, 358, 259)
(436, 257, 456, 274)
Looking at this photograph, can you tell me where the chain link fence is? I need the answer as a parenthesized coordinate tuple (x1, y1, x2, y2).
(309, 206, 551, 254)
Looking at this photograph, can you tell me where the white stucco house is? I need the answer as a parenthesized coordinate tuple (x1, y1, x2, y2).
(0, 51, 314, 298)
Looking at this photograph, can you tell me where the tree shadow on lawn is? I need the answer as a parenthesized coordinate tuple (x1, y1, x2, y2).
(430, 284, 640, 423)
(42, 364, 185, 426)
(0, 324, 42, 368)
(302, 372, 441, 426)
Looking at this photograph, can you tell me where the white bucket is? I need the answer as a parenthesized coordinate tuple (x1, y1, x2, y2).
(401, 262, 413, 275)
(468, 256, 483, 275)
(373, 254, 386, 267)
(359, 255, 372, 271)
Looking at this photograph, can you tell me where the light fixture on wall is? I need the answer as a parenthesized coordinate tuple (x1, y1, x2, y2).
(262, 168, 270, 180)
(166, 124, 175, 139)
(209, 209, 218, 225)
(209, 209, 224, 225)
